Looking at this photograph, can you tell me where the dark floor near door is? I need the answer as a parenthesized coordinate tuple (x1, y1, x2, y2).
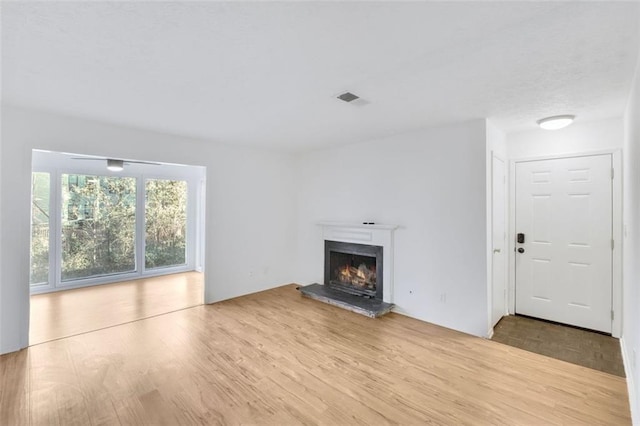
(492, 315, 625, 377)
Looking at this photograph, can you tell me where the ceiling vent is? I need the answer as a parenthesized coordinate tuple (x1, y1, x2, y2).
(337, 92, 360, 103)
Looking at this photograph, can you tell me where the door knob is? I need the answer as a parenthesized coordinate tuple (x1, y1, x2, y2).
(517, 248, 525, 254)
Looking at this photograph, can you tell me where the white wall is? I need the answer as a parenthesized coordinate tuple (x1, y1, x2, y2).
(508, 117, 623, 159)
(0, 105, 297, 354)
(0, 102, 3, 354)
(295, 119, 490, 337)
(623, 51, 640, 425)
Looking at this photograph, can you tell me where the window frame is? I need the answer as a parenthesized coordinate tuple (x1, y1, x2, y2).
(30, 162, 198, 294)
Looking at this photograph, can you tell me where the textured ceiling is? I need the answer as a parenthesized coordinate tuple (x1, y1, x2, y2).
(2, 1, 639, 151)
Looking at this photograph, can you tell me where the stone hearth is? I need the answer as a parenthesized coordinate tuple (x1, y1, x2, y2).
(299, 283, 394, 318)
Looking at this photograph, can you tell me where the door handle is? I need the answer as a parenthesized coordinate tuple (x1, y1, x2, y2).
(493, 248, 501, 253)
(517, 248, 525, 254)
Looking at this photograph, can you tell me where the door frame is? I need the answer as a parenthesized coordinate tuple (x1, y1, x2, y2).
(490, 152, 508, 331)
(508, 149, 622, 337)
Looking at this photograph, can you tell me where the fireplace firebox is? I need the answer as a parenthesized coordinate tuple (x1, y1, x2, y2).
(325, 240, 383, 299)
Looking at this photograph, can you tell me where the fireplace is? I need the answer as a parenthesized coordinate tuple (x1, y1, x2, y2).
(325, 240, 383, 299)
(298, 222, 396, 318)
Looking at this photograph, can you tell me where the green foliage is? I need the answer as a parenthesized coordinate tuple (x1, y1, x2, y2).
(145, 179, 187, 269)
(30, 173, 50, 285)
(61, 174, 137, 280)
(30, 173, 189, 285)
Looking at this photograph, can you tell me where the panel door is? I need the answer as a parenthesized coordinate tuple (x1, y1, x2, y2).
(515, 155, 612, 333)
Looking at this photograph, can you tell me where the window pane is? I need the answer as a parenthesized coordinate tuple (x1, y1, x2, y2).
(61, 174, 136, 281)
(30, 172, 50, 285)
(145, 179, 187, 269)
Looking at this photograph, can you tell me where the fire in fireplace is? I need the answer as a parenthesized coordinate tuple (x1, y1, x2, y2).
(325, 240, 383, 299)
(336, 262, 376, 290)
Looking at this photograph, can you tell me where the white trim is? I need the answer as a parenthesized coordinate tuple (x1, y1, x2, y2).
(489, 152, 508, 333)
(317, 221, 398, 231)
(508, 158, 517, 315)
(509, 148, 622, 163)
(611, 150, 623, 338)
(29, 265, 193, 295)
(194, 178, 206, 273)
(621, 337, 638, 425)
(507, 149, 623, 337)
(487, 150, 493, 335)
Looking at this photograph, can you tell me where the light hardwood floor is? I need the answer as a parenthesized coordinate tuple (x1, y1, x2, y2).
(2, 284, 630, 425)
(30, 271, 204, 345)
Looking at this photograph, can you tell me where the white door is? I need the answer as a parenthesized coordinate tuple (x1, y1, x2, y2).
(515, 154, 612, 333)
(491, 155, 507, 327)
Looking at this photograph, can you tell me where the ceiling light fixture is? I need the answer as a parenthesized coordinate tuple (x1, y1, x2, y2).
(537, 115, 575, 130)
(107, 159, 124, 172)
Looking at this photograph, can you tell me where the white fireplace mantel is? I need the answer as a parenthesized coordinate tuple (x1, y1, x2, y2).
(318, 222, 398, 304)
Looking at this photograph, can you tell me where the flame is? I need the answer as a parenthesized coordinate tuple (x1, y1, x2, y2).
(336, 263, 376, 289)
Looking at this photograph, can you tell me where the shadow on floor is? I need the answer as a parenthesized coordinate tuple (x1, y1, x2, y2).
(491, 315, 625, 377)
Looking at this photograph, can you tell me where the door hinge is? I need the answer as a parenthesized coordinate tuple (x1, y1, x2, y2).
(611, 239, 615, 250)
(611, 310, 615, 320)
(611, 168, 615, 179)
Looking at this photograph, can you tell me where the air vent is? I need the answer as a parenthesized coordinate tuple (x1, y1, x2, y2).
(337, 92, 359, 102)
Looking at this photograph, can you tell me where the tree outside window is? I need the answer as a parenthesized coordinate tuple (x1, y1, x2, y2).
(145, 179, 187, 269)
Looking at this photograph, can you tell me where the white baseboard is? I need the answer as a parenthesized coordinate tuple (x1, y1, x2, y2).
(486, 328, 494, 339)
(621, 337, 638, 425)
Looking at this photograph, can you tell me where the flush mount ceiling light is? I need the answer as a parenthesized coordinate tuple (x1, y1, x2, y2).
(106, 159, 124, 172)
(537, 115, 575, 130)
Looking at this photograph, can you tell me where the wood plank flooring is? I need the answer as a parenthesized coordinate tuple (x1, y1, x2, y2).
(30, 272, 203, 345)
(2, 284, 630, 425)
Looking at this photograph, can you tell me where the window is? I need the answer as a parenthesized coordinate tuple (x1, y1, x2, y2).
(28, 151, 201, 294)
(30, 172, 51, 285)
(145, 179, 188, 269)
(61, 174, 136, 281)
